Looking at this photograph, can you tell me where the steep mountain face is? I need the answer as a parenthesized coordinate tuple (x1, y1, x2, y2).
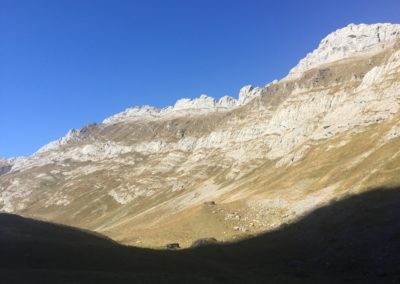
(1, 23, 400, 247)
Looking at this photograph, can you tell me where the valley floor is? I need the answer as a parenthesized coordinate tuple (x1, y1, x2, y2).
(1, 186, 400, 283)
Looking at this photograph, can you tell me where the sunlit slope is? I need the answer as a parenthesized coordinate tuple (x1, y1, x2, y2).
(1, 24, 400, 247)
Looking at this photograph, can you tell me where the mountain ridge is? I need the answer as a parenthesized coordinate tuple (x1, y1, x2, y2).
(1, 23, 400, 248)
(4, 23, 400, 161)
(26, 23, 400, 158)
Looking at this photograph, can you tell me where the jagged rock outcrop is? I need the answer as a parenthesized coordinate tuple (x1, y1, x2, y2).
(287, 23, 400, 79)
(102, 85, 262, 124)
(1, 23, 400, 247)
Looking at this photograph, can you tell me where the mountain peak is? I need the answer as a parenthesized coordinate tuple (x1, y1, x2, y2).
(287, 23, 400, 79)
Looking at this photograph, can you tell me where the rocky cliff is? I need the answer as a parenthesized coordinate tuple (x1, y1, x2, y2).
(1, 23, 400, 247)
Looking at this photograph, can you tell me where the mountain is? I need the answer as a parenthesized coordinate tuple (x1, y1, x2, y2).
(1, 23, 400, 248)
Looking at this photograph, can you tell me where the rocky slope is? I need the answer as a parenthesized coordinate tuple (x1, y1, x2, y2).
(1, 23, 400, 247)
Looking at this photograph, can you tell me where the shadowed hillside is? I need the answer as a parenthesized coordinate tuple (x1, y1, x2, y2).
(1, 186, 400, 283)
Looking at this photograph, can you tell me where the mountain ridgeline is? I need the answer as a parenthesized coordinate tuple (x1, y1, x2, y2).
(1, 22, 400, 256)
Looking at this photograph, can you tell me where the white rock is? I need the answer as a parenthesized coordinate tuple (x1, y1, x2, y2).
(287, 23, 400, 79)
(174, 94, 216, 110)
(36, 127, 87, 154)
(238, 85, 262, 105)
(218, 96, 238, 108)
(102, 85, 265, 124)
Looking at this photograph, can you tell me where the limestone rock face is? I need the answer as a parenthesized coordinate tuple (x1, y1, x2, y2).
(238, 85, 262, 105)
(102, 106, 161, 124)
(218, 96, 237, 108)
(1, 23, 400, 247)
(102, 85, 263, 124)
(288, 23, 400, 79)
(174, 95, 217, 110)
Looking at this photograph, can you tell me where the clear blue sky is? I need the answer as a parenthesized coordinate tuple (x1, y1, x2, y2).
(1, 0, 400, 157)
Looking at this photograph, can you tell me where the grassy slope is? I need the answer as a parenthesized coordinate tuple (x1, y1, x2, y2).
(102, 115, 400, 247)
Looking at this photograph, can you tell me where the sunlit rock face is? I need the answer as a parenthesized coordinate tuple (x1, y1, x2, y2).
(1, 23, 400, 247)
(101, 85, 263, 124)
(287, 23, 400, 79)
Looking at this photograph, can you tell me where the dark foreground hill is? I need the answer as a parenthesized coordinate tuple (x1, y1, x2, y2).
(1, 186, 400, 283)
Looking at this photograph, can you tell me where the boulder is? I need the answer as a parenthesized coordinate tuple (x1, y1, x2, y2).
(191, 238, 218, 248)
(166, 243, 180, 249)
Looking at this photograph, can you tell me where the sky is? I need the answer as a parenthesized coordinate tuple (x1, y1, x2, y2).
(1, 0, 400, 158)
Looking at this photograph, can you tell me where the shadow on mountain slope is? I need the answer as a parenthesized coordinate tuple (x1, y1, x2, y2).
(1, 186, 400, 283)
